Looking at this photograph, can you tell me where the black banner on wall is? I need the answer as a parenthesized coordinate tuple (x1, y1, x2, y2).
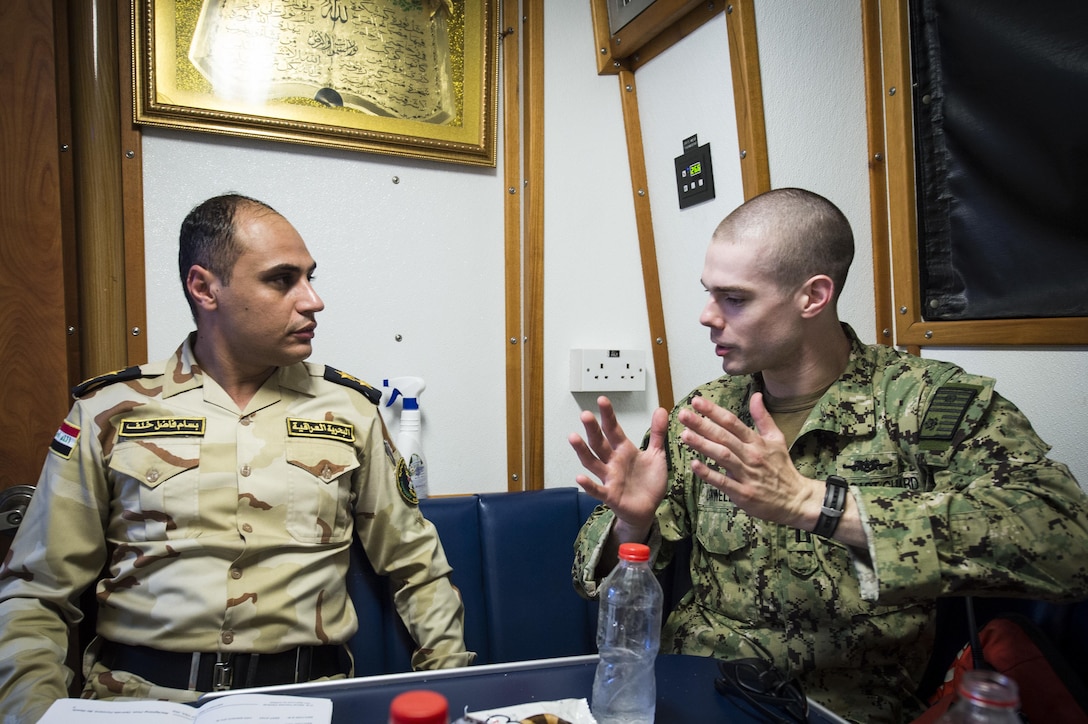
(910, 0, 1088, 320)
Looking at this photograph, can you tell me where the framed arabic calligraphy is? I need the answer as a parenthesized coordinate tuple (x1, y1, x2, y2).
(132, 0, 498, 166)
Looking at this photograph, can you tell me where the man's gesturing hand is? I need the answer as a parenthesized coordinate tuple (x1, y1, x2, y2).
(677, 392, 821, 529)
(568, 396, 669, 534)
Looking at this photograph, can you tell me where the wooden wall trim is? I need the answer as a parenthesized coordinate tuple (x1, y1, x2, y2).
(628, 1, 725, 73)
(70, 0, 130, 377)
(118, 0, 147, 366)
(861, 0, 895, 346)
(52, 0, 82, 388)
(724, 0, 770, 200)
(501, 0, 525, 491)
(588, 0, 623, 75)
(879, 0, 923, 348)
(617, 70, 675, 412)
(523, 0, 547, 489)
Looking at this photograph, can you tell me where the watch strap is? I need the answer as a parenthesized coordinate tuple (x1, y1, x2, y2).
(813, 475, 848, 538)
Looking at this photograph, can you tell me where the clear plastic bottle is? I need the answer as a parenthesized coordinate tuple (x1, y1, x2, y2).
(935, 670, 1021, 723)
(389, 689, 449, 724)
(591, 542, 663, 724)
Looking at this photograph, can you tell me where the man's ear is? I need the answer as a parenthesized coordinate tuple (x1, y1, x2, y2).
(799, 274, 835, 318)
(186, 265, 219, 311)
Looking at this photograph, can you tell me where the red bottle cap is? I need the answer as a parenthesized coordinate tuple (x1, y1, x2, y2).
(618, 542, 651, 562)
(389, 689, 449, 724)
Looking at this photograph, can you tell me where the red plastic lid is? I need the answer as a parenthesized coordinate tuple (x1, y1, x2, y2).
(618, 542, 651, 562)
(388, 689, 448, 724)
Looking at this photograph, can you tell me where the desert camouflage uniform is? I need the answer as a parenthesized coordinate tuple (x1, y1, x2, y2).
(0, 336, 473, 723)
(573, 325, 1088, 723)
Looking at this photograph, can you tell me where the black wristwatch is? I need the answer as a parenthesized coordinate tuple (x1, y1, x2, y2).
(813, 475, 848, 538)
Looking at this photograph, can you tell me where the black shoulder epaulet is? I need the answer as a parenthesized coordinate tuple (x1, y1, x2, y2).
(324, 366, 382, 405)
(71, 366, 147, 399)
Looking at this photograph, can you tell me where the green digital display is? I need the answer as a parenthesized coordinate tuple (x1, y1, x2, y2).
(689, 161, 702, 176)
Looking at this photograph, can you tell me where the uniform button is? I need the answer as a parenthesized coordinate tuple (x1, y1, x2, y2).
(221, 631, 234, 645)
(240, 415, 253, 426)
(321, 464, 333, 481)
(240, 464, 251, 477)
(230, 568, 242, 579)
(242, 523, 253, 533)
(146, 469, 160, 483)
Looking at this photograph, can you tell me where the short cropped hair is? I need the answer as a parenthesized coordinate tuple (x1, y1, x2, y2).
(178, 193, 279, 316)
(713, 188, 854, 302)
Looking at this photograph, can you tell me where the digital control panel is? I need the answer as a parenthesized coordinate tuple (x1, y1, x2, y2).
(674, 134, 716, 209)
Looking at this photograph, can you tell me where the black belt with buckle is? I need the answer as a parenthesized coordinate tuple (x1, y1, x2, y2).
(99, 640, 348, 691)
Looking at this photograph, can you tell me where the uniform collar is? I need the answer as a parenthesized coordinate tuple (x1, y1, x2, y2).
(794, 324, 877, 440)
(160, 333, 317, 404)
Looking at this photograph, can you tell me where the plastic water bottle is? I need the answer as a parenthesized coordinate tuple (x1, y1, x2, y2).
(591, 542, 663, 724)
(935, 670, 1021, 723)
(389, 689, 448, 724)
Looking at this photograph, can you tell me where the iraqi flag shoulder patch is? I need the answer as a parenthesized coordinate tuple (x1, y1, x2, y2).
(50, 421, 80, 459)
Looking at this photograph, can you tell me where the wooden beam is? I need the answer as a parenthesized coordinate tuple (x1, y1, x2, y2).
(70, 0, 128, 377)
(861, 0, 895, 346)
(617, 70, 674, 411)
(502, 0, 525, 490)
(724, 0, 770, 200)
(523, 0, 547, 488)
(118, 0, 147, 366)
(588, 0, 626, 75)
(607, 0, 706, 61)
(628, 0, 724, 72)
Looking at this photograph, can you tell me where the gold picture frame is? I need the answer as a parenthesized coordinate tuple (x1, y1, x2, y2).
(133, 0, 498, 167)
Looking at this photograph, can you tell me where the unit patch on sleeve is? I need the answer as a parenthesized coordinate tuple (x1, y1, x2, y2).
(50, 421, 80, 458)
(286, 418, 356, 443)
(920, 383, 981, 450)
(396, 457, 419, 506)
(119, 418, 206, 438)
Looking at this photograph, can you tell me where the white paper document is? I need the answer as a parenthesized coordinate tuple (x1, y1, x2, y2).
(39, 693, 331, 723)
(462, 698, 597, 724)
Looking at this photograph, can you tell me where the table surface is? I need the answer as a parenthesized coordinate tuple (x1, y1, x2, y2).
(201, 654, 848, 723)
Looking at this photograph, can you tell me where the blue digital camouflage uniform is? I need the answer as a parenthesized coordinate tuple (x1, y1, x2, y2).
(0, 336, 473, 723)
(573, 325, 1088, 723)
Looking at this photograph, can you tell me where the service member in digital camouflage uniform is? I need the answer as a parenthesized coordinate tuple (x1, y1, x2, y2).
(0, 194, 474, 723)
(569, 188, 1088, 723)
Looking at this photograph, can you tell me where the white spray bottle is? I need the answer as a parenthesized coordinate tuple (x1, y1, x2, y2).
(383, 376, 429, 499)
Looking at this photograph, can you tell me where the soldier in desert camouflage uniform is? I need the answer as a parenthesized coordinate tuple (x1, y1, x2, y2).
(0, 194, 473, 723)
(569, 188, 1088, 722)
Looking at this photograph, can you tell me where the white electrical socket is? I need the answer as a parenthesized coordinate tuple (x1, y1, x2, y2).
(569, 349, 647, 392)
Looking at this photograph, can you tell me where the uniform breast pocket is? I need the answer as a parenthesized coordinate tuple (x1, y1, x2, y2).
(695, 503, 752, 557)
(108, 439, 201, 540)
(694, 503, 757, 614)
(285, 439, 360, 544)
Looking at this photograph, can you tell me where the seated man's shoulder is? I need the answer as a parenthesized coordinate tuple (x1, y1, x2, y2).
(71, 361, 164, 399)
(309, 362, 383, 406)
(870, 343, 994, 394)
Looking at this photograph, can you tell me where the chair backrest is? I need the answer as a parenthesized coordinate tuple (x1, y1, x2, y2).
(346, 488, 601, 675)
(476, 488, 599, 662)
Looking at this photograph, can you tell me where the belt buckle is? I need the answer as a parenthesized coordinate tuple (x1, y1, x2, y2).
(213, 653, 234, 691)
